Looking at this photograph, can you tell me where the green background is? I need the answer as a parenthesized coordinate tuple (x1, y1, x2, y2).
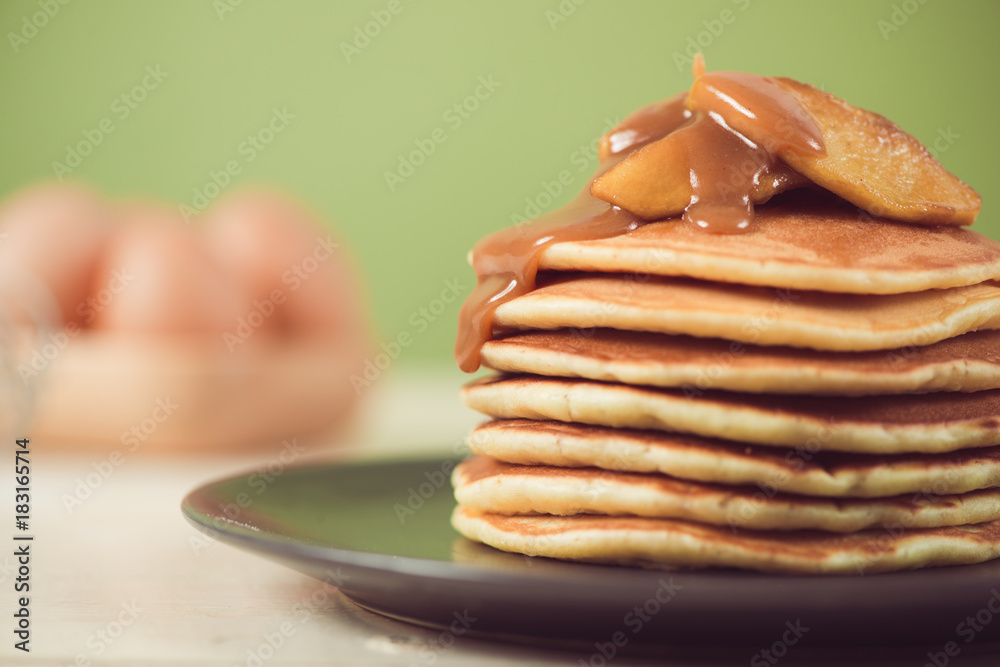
(1, 0, 997, 367)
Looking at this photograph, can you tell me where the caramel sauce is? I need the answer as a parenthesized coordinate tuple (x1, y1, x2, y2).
(600, 92, 692, 159)
(455, 68, 828, 372)
(689, 72, 824, 157)
(679, 71, 825, 232)
(677, 116, 767, 232)
(454, 168, 642, 373)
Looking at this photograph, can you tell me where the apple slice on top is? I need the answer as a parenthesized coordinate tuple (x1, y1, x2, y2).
(771, 76, 980, 226)
(591, 72, 981, 227)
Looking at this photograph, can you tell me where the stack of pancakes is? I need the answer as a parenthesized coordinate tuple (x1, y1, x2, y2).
(451, 191, 1000, 574)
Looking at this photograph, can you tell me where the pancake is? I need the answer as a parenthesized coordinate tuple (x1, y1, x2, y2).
(537, 191, 1000, 294)
(451, 506, 1000, 574)
(454, 456, 1000, 532)
(468, 420, 1000, 498)
(481, 329, 1000, 396)
(462, 375, 1000, 454)
(492, 273, 1000, 353)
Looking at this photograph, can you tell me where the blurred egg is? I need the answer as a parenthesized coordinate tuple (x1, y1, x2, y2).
(200, 189, 370, 349)
(89, 204, 247, 334)
(0, 183, 111, 328)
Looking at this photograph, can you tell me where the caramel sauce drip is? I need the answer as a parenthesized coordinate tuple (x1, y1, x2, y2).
(678, 117, 767, 232)
(454, 156, 646, 373)
(455, 68, 827, 372)
(681, 71, 825, 232)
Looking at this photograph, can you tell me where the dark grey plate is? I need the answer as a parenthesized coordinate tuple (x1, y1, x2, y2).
(182, 456, 1000, 654)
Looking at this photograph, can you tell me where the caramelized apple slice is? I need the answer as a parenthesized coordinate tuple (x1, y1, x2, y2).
(771, 77, 981, 226)
(591, 127, 807, 221)
(758, 165, 810, 201)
